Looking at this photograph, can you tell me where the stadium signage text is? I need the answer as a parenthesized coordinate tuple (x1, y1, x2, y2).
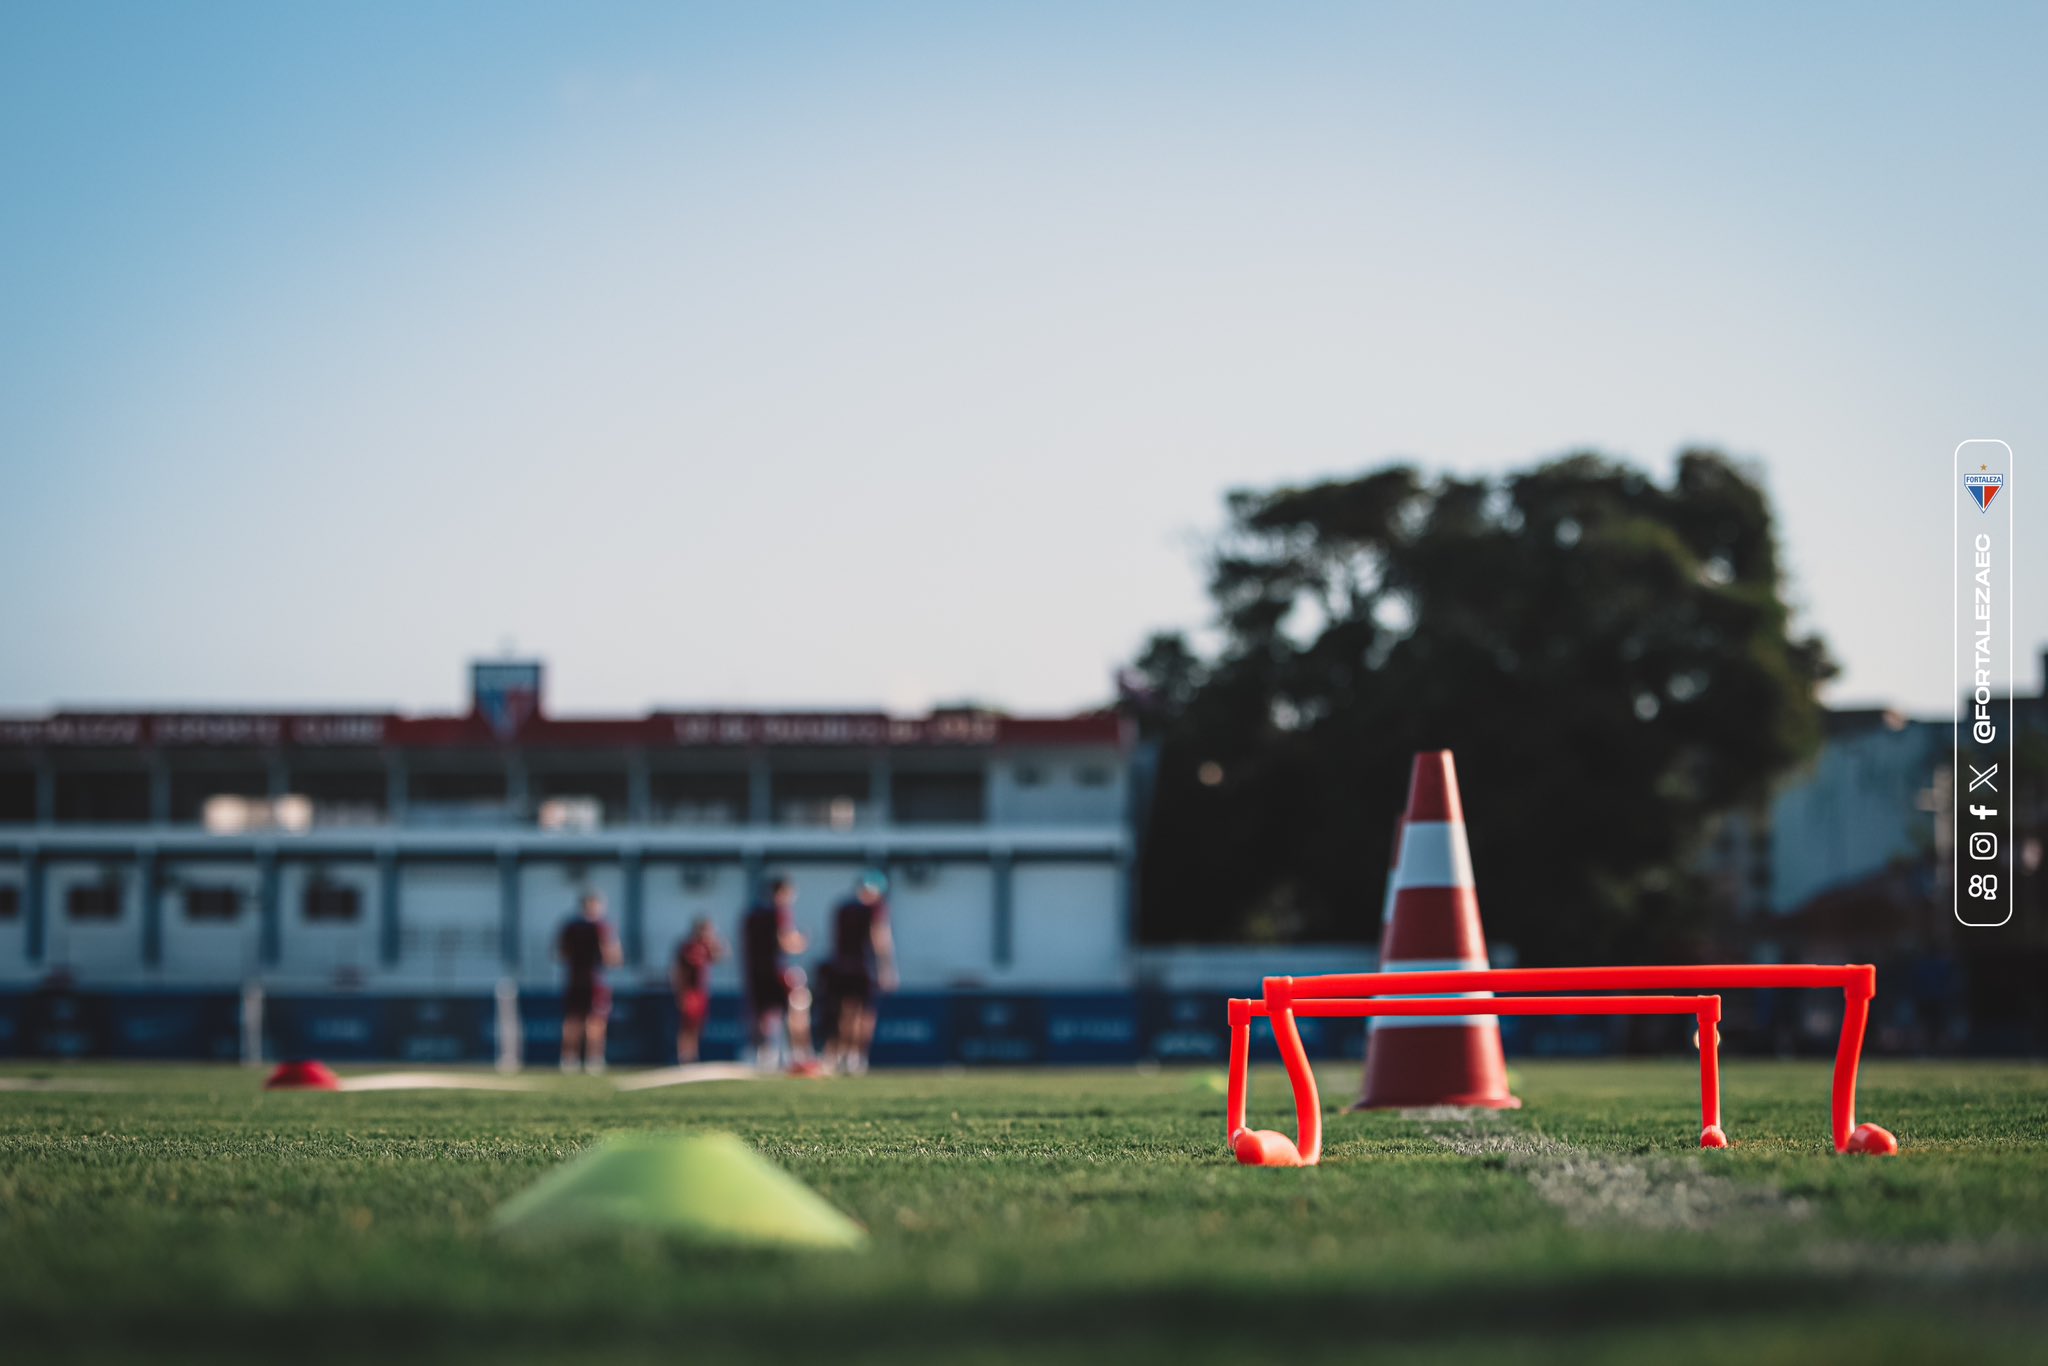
(668, 712, 1001, 746)
(0, 714, 391, 747)
(0, 710, 1072, 749)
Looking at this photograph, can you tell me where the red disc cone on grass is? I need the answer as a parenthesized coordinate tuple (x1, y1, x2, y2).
(1355, 751, 1519, 1110)
(264, 1059, 342, 1091)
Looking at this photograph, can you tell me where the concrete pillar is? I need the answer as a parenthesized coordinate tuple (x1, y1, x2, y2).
(139, 848, 162, 968)
(385, 753, 408, 825)
(22, 848, 43, 963)
(621, 848, 645, 965)
(149, 759, 171, 826)
(506, 757, 530, 823)
(627, 751, 652, 824)
(1114, 849, 1135, 981)
(377, 848, 401, 967)
(498, 849, 521, 971)
(991, 850, 1015, 970)
(257, 847, 281, 968)
(869, 756, 893, 827)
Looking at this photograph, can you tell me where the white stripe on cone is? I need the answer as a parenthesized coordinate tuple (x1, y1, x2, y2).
(1369, 956, 1496, 1029)
(1393, 821, 1474, 890)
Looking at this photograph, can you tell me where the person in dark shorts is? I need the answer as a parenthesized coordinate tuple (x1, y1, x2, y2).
(740, 875, 813, 1072)
(555, 891, 622, 1074)
(669, 916, 724, 1064)
(823, 871, 897, 1075)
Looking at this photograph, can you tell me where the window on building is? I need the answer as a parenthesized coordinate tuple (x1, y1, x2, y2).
(773, 771, 869, 829)
(411, 769, 509, 803)
(651, 771, 748, 825)
(66, 882, 123, 920)
(408, 768, 511, 827)
(1013, 764, 1044, 788)
(0, 769, 35, 823)
(302, 879, 362, 923)
(1075, 765, 1114, 788)
(892, 771, 985, 824)
(537, 796, 603, 831)
(183, 885, 244, 921)
(531, 768, 629, 824)
(54, 771, 151, 824)
(170, 767, 268, 823)
(204, 794, 314, 834)
(0, 885, 18, 919)
(293, 766, 388, 826)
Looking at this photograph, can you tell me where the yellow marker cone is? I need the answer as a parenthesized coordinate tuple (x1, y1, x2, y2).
(492, 1132, 867, 1250)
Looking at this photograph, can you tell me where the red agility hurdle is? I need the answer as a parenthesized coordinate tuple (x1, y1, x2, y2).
(1228, 994, 1727, 1167)
(1224, 963, 1896, 1167)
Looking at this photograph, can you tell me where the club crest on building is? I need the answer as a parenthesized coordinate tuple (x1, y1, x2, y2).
(472, 660, 544, 739)
(1963, 466, 2004, 512)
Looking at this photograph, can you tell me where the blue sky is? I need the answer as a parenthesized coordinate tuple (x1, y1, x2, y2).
(2, 2, 2041, 716)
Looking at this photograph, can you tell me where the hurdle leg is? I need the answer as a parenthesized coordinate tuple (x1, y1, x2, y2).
(1229, 1003, 1322, 1167)
(1833, 988, 1897, 1154)
(1271, 1006, 1323, 1166)
(1226, 999, 1252, 1148)
(1698, 997, 1726, 1149)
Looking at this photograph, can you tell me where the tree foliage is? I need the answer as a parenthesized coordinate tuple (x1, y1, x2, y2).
(1129, 450, 1834, 962)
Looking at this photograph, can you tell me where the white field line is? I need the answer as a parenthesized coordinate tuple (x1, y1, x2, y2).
(337, 1072, 545, 1092)
(1410, 1113, 1808, 1232)
(611, 1063, 761, 1092)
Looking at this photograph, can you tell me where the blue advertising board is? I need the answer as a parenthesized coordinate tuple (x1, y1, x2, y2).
(0, 986, 1639, 1066)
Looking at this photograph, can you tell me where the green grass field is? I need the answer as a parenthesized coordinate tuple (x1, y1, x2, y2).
(3, 1059, 2046, 1365)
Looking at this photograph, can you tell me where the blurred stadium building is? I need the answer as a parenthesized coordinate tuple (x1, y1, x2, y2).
(0, 660, 1176, 1064)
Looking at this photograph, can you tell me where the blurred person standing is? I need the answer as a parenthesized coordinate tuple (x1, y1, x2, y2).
(556, 891, 622, 1074)
(741, 875, 814, 1072)
(823, 871, 897, 1075)
(669, 917, 725, 1064)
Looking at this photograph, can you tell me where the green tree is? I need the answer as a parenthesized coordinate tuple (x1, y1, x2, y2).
(1130, 450, 1834, 963)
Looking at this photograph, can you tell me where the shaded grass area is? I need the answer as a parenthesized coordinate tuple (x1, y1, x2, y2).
(1, 1059, 2045, 1364)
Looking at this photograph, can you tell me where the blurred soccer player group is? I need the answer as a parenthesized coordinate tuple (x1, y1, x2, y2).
(553, 872, 897, 1076)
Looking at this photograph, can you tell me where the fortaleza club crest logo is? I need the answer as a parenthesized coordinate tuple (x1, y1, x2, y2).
(1963, 466, 2004, 512)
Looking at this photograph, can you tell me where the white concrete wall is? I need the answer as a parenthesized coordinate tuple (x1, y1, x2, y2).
(0, 844, 1131, 992)
(41, 860, 142, 985)
(890, 863, 995, 989)
(158, 859, 263, 984)
(390, 862, 502, 988)
(1008, 863, 1124, 988)
(275, 860, 379, 987)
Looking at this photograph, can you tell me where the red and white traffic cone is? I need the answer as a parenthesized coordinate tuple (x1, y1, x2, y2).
(1355, 751, 1519, 1109)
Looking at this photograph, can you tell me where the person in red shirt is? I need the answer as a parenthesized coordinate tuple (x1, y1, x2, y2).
(823, 871, 897, 1076)
(669, 917, 724, 1064)
(555, 891, 622, 1074)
